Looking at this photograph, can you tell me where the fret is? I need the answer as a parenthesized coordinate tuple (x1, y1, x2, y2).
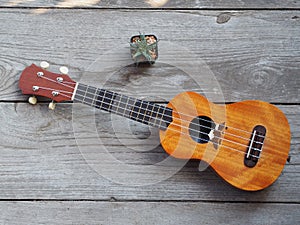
(121, 96, 130, 117)
(74, 84, 97, 107)
(103, 90, 112, 111)
(111, 93, 129, 115)
(116, 95, 128, 117)
(91, 87, 98, 106)
(136, 100, 145, 122)
(125, 97, 136, 118)
(129, 100, 163, 126)
(74, 83, 88, 103)
(130, 99, 145, 123)
(151, 104, 162, 127)
(97, 89, 116, 112)
(96, 89, 105, 109)
(143, 101, 153, 123)
(158, 106, 167, 128)
(83, 86, 97, 106)
(113, 94, 132, 118)
(120, 95, 130, 117)
(139, 102, 148, 122)
(147, 103, 156, 126)
(129, 99, 139, 120)
(111, 94, 122, 115)
(162, 107, 173, 130)
(82, 85, 88, 102)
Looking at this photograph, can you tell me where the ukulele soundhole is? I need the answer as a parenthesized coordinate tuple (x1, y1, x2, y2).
(189, 116, 215, 144)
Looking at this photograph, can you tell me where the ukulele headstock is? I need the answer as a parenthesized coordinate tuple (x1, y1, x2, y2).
(19, 62, 77, 109)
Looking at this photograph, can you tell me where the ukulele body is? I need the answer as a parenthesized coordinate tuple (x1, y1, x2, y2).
(159, 92, 291, 191)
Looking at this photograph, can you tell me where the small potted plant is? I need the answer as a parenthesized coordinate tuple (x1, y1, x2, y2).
(130, 33, 158, 64)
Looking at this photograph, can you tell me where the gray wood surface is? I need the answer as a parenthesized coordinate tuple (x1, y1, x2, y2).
(0, 201, 299, 225)
(0, 103, 298, 202)
(0, 9, 299, 102)
(0, 2, 299, 225)
(0, 0, 299, 9)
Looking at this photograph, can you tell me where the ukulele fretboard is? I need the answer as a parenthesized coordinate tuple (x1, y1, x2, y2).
(73, 83, 173, 130)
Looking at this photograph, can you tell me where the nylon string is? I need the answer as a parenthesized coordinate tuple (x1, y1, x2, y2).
(36, 77, 265, 159)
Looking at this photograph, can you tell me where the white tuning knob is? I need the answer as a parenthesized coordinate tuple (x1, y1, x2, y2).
(48, 101, 56, 110)
(59, 66, 69, 75)
(28, 96, 37, 105)
(40, 61, 50, 69)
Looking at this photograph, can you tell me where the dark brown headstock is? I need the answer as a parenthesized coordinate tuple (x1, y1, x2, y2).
(19, 63, 77, 104)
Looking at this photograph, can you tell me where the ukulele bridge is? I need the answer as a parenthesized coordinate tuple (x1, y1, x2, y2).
(244, 125, 266, 168)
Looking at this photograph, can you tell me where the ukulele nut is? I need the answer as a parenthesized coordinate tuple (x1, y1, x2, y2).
(52, 91, 59, 97)
(32, 86, 39, 92)
(37, 72, 44, 77)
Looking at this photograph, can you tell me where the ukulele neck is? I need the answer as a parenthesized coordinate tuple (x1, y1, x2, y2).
(73, 83, 173, 130)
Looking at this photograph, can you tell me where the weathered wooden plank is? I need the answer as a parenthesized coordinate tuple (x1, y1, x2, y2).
(0, 201, 299, 225)
(0, 9, 299, 102)
(0, 103, 298, 201)
(0, 0, 299, 9)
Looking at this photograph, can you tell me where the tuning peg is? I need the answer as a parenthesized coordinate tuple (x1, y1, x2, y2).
(28, 96, 37, 105)
(48, 101, 56, 110)
(40, 61, 50, 69)
(59, 66, 69, 75)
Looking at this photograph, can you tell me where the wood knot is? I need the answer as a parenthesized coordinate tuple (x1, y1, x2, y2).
(251, 71, 269, 86)
(217, 13, 231, 24)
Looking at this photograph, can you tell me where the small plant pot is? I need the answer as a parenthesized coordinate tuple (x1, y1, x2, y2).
(130, 34, 158, 64)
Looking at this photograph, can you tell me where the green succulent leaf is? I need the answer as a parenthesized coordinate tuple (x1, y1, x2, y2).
(133, 51, 142, 59)
(130, 34, 157, 62)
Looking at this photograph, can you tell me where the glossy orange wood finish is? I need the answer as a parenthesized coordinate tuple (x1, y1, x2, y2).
(160, 92, 291, 191)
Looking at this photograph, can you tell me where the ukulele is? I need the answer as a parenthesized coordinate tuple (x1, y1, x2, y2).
(19, 63, 291, 191)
